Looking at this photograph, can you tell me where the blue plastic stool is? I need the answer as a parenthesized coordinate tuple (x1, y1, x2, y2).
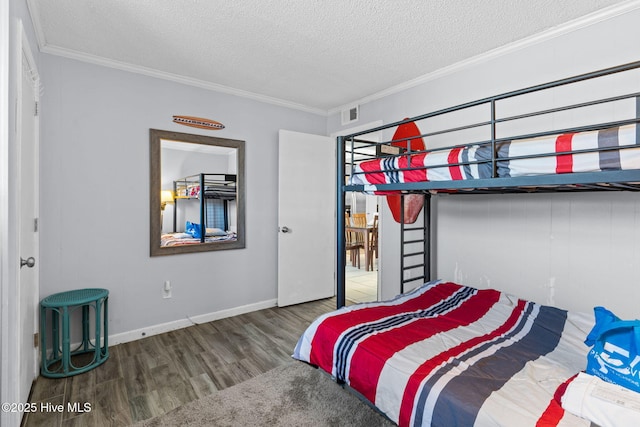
(40, 288, 109, 378)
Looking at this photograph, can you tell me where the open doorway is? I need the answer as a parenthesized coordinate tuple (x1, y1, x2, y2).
(345, 192, 378, 303)
(332, 121, 382, 304)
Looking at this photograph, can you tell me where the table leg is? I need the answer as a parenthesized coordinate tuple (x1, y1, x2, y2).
(364, 230, 370, 271)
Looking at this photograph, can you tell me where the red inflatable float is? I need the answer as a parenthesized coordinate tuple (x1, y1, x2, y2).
(386, 120, 424, 224)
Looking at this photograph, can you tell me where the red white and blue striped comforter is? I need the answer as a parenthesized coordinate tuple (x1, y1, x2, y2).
(351, 124, 640, 194)
(293, 281, 594, 427)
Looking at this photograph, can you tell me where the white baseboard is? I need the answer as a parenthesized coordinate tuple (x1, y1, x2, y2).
(108, 298, 278, 346)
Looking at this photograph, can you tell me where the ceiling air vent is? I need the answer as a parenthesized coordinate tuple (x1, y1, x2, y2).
(341, 105, 359, 125)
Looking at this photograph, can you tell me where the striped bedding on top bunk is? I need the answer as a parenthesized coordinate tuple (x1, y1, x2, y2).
(350, 124, 640, 192)
(293, 281, 594, 427)
(352, 144, 493, 190)
(498, 123, 640, 177)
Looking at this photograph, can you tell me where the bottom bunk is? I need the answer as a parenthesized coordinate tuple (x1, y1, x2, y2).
(293, 280, 639, 427)
(160, 229, 237, 246)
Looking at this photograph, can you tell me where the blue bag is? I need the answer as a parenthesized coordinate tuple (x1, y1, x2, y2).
(185, 221, 202, 239)
(585, 306, 640, 393)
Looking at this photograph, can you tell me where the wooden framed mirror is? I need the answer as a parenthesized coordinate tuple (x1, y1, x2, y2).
(150, 129, 245, 256)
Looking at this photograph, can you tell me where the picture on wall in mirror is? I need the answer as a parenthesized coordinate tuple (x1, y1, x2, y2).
(150, 129, 245, 256)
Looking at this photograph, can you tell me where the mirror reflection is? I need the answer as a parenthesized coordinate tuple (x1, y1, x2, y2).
(150, 129, 245, 256)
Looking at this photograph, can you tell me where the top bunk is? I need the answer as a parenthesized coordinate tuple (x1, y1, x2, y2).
(173, 173, 237, 200)
(340, 60, 640, 195)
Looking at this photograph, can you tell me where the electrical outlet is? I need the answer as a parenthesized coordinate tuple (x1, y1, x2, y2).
(163, 280, 172, 298)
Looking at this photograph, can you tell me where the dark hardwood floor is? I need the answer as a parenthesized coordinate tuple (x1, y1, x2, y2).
(23, 297, 336, 427)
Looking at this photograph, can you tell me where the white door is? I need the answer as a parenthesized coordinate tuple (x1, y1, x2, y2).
(277, 130, 335, 306)
(17, 35, 40, 405)
(0, 8, 10, 426)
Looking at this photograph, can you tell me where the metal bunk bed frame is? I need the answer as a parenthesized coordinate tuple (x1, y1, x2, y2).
(336, 60, 640, 309)
(173, 173, 237, 242)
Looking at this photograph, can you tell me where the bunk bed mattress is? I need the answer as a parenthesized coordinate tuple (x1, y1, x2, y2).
(178, 185, 236, 199)
(498, 124, 640, 177)
(293, 281, 594, 427)
(351, 124, 640, 192)
(160, 232, 236, 246)
(351, 145, 493, 191)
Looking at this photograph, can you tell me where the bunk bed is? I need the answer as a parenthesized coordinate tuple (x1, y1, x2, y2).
(293, 61, 640, 426)
(160, 173, 237, 246)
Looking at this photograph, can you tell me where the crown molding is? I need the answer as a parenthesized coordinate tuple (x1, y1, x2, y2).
(26, 0, 327, 117)
(329, 0, 640, 115)
(41, 44, 329, 116)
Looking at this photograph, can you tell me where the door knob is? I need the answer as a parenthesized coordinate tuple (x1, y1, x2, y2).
(20, 257, 35, 268)
(281, 226, 290, 233)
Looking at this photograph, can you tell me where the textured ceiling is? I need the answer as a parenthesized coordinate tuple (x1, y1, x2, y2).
(27, 0, 634, 114)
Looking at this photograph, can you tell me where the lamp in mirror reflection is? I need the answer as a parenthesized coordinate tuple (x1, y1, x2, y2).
(160, 190, 174, 210)
(160, 190, 174, 232)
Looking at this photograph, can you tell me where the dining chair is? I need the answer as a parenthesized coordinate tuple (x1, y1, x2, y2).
(345, 213, 364, 268)
(351, 212, 367, 227)
(367, 214, 378, 271)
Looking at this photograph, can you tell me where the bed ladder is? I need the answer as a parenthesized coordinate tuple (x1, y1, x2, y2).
(400, 194, 431, 293)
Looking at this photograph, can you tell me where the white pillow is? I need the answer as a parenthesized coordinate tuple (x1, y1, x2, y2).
(206, 228, 227, 237)
(562, 372, 640, 427)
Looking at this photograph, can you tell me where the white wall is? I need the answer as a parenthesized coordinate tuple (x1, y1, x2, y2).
(329, 7, 640, 318)
(436, 192, 640, 317)
(39, 54, 326, 340)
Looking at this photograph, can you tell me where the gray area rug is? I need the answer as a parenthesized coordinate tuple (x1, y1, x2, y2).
(136, 361, 395, 426)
